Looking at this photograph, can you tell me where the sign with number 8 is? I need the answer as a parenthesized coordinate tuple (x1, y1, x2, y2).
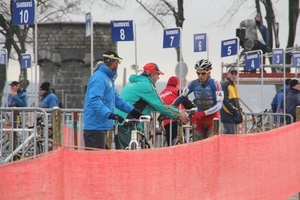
(110, 20, 134, 42)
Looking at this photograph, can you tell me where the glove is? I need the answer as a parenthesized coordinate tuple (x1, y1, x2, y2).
(191, 111, 206, 123)
(108, 113, 124, 123)
(130, 108, 142, 119)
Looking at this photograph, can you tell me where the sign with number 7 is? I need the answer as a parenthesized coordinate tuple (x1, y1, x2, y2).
(163, 28, 181, 48)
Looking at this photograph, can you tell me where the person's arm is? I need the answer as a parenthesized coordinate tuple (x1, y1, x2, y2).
(270, 93, 278, 112)
(177, 90, 195, 109)
(87, 76, 112, 119)
(286, 95, 296, 117)
(48, 95, 59, 108)
(11, 92, 27, 107)
(115, 92, 134, 114)
(173, 81, 194, 107)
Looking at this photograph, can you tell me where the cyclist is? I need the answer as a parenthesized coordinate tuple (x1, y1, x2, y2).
(173, 59, 223, 140)
(160, 76, 195, 146)
(114, 63, 189, 149)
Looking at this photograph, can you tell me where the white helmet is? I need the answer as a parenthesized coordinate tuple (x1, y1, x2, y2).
(194, 59, 212, 70)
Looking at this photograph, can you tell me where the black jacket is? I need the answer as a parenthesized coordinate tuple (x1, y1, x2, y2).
(285, 88, 300, 124)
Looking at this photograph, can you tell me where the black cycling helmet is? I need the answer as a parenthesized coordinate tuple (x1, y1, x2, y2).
(194, 59, 212, 70)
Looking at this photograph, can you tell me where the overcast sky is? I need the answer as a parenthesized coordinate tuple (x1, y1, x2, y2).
(8, 0, 300, 87)
(83, 0, 299, 86)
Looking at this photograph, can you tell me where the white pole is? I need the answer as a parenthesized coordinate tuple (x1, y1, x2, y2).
(90, 12, 93, 76)
(134, 21, 138, 74)
(179, 28, 182, 94)
(236, 37, 240, 89)
(260, 50, 263, 114)
(34, 0, 38, 106)
(283, 49, 286, 125)
(206, 35, 209, 60)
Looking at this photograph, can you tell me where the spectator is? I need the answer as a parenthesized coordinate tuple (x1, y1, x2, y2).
(83, 50, 142, 150)
(285, 79, 300, 124)
(252, 13, 269, 54)
(250, 13, 270, 73)
(270, 78, 291, 124)
(220, 67, 243, 134)
(39, 82, 59, 108)
(160, 76, 195, 146)
(114, 63, 189, 149)
(7, 81, 28, 107)
(173, 59, 224, 140)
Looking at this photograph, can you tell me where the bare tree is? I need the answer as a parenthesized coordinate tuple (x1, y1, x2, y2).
(0, 0, 83, 105)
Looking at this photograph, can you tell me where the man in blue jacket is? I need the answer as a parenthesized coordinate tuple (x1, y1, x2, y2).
(83, 50, 142, 149)
(39, 82, 59, 108)
(7, 81, 28, 107)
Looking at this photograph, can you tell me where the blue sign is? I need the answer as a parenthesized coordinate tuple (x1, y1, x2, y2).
(85, 12, 92, 37)
(110, 20, 134, 41)
(12, 0, 35, 25)
(292, 52, 300, 67)
(272, 49, 284, 64)
(21, 54, 31, 69)
(245, 52, 260, 71)
(221, 38, 239, 57)
(163, 28, 181, 48)
(194, 33, 207, 52)
(0, 49, 7, 65)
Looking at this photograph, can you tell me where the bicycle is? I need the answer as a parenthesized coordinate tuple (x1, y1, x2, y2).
(246, 109, 272, 133)
(124, 115, 152, 150)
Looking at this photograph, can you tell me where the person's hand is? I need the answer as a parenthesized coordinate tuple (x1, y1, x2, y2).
(108, 113, 124, 123)
(11, 89, 17, 96)
(130, 108, 142, 119)
(179, 111, 189, 124)
(190, 111, 206, 123)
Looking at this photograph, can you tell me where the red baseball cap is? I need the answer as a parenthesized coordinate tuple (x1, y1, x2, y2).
(143, 63, 164, 75)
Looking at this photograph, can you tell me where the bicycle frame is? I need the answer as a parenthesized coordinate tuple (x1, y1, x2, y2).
(125, 115, 151, 150)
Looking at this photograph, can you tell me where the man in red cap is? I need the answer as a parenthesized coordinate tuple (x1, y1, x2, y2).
(114, 63, 189, 149)
(159, 76, 195, 146)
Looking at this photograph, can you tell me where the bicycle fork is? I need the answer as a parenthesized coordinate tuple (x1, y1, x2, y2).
(126, 130, 140, 150)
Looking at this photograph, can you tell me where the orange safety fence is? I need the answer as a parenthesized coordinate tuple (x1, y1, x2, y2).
(1, 122, 300, 199)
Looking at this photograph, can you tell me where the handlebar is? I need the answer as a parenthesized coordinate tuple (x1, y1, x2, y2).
(124, 115, 152, 123)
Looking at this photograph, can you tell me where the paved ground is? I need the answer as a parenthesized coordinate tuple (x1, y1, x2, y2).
(288, 194, 299, 200)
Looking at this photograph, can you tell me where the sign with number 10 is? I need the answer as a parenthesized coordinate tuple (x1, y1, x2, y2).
(221, 38, 238, 57)
(110, 20, 134, 41)
(12, 0, 35, 26)
(163, 28, 181, 48)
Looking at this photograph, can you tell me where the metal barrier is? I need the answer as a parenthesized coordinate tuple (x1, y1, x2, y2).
(0, 107, 297, 165)
(0, 107, 49, 164)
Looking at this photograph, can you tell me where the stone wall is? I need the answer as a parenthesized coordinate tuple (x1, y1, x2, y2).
(36, 22, 117, 108)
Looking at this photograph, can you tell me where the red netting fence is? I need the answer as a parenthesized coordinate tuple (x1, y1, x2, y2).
(1, 122, 300, 200)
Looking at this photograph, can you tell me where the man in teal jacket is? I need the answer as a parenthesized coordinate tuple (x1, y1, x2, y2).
(115, 62, 189, 149)
(83, 51, 142, 149)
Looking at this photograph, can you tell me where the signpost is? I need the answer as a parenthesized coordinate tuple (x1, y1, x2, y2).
(86, 12, 93, 76)
(163, 28, 181, 48)
(163, 27, 183, 89)
(0, 48, 8, 105)
(272, 48, 286, 125)
(12, 0, 37, 105)
(245, 50, 264, 113)
(110, 20, 137, 75)
(245, 52, 260, 71)
(193, 33, 209, 59)
(21, 54, 31, 69)
(221, 38, 239, 58)
(12, 0, 35, 26)
(292, 52, 300, 67)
